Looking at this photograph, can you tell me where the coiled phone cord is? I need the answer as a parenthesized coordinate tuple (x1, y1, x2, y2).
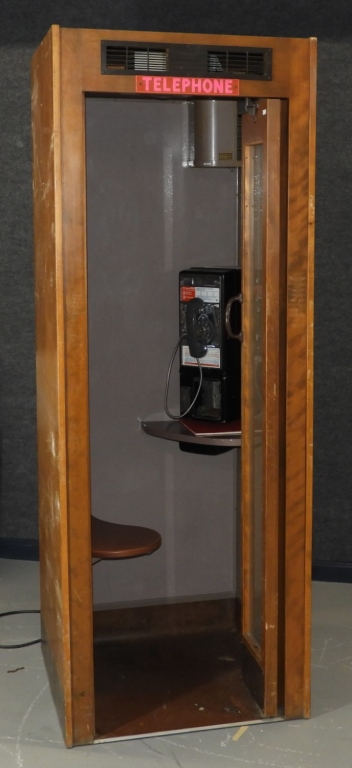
(164, 334, 203, 420)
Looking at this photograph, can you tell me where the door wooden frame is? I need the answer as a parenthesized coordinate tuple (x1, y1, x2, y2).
(31, 26, 316, 746)
(241, 98, 287, 717)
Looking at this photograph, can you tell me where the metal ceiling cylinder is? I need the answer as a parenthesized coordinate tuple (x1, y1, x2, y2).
(193, 100, 238, 168)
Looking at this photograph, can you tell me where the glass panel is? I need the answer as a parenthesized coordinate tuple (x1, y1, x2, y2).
(248, 143, 264, 648)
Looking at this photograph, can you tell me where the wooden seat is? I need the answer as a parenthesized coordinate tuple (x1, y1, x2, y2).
(91, 515, 162, 560)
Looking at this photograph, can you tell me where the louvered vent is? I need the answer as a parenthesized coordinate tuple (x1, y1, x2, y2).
(102, 41, 272, 80)
(208, 49, 269, 78)
(105, 44, 168, 73)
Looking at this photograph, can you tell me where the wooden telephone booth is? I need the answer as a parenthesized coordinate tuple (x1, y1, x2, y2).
(31, 26, 316, 747)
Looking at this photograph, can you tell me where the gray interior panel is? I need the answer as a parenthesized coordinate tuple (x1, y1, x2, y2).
(85, 97, 240, 606)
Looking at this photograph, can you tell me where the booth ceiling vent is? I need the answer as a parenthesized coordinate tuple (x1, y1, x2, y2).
(208, 49, 269, 77)
(104, 45, 168, 73)
(101, 42, 272, 80)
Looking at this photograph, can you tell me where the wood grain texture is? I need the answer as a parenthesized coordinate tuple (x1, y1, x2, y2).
(277, 101, 289, 711)
(59, 28, 95, 745)
(94, 630, 262, 738)
(31, 25, 72, 743)
(303, 38, 317, 716)
(241, 100, 283, 717)
(32, 26, 316, 743)
(93, 598, 238, 642)
(283, 38, 316, 719)
(64, 28, 299, 99)
(91, 516, 161, 559)
(32, 29, 71, 742)
(32, 25, 95, 747)
(261, 99, 283, 717)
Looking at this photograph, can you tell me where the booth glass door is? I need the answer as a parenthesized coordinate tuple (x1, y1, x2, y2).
(241, 99, 287, 716)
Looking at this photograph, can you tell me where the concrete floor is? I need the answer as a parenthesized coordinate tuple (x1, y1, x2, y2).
(0, 558, 351, 767)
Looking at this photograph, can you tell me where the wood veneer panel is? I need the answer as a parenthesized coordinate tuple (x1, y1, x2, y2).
(32, 25, 96, 747)
(284, 38, 317, 718)
(261, 99, 284, 716)
(32, 26, 315, 743)
(277, 101, 289, 711)
(241, 100, 284, 717)
(91, 516, 161, 559)
(59, 28, 95, 745)
(31, 26, 72, 741)
(62, 27, 298, 99)
(57, 26, 294, 746)
(93, 599, 238, 643)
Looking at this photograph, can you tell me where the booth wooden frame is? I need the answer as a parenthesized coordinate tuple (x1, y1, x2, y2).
(31, 26, 316, 746)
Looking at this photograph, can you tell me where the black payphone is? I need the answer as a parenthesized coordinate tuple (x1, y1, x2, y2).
(165, 267, 242, 423)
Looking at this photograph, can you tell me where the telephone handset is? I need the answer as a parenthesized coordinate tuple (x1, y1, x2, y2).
(186, 297, 215, 359)
(164, 267, 241, 423)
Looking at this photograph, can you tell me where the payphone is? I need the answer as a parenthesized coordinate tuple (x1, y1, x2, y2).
(165, 267, 242, 422)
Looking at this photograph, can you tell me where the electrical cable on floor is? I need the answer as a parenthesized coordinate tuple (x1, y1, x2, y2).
(0, 560, 102, 649)
(0, 610, 41, 649)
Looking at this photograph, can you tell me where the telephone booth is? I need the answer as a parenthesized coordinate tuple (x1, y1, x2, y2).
(31, 26, 316, 746)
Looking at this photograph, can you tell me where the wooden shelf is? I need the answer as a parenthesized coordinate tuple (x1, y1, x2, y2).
(91, 516, 161, 560)
(141, 420, 241, 448)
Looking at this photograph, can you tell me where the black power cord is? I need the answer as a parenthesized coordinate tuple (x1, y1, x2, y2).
(0, 610, 41, 649)
(0, 561, 102, 649)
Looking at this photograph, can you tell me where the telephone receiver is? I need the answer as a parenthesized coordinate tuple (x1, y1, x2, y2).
(186, 293, 243, 359)
(185, 298, 211, 359)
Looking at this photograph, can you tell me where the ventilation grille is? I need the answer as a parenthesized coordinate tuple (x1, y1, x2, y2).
(208, 50, 268, 77)
(102, 42, 272, 80)
(105, 45, 168, 72)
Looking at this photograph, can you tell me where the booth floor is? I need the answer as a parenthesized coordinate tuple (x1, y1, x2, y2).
(0, 558, 351, 768)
